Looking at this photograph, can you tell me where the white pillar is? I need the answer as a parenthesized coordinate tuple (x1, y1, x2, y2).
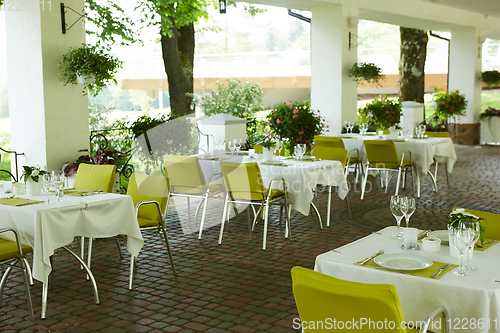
(5, 0, 89, 173)
(311, 5, 358, 135)
(449, 28, 483, 124)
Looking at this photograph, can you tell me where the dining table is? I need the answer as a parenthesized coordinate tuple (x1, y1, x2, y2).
(315, 226, 500, 333)
(0, 190, 144, 318)
(340, 134, 457, 196)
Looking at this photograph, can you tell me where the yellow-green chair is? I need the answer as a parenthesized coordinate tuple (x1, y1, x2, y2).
(73, 163, 118, 263)
(73, 163, 117, 193)
(377, 129, 391, 135)
(291, 266, 448, 333)
(453, 207, 500, 240)
(426, 132, 451, 188)
(0, 228, 34, 321)
(219, 162, 290, 250)
(164, 155, 223, 240)
(254, 144, 263, 154)
(127, 173, 177, 289)
(361, 140, 416, 200)
(314, 135, 363, 182)
(311, 146, 352, 225)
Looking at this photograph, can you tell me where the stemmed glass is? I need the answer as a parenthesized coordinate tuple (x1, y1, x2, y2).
(235, 139, 243, 155)
(419, 124, 426, 139)
(42, 174, 53, 204)
(390, 195, 407, 239)
(52, 171, 65, 203)
(404, 197, 416, 228)
(415, 126, 422, 139)
(276, 140, 284, 158)
(452, 222, 472, 276)
(228, 140, 236, 155)
(464, 221, 480, 271)
(294, 144, 305, 164)
(359, 123, 368, 136)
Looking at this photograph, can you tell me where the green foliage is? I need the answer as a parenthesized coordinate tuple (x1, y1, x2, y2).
(89, 103, 114, 131)
(267, 100, 324, 150)
(348, 62, 385, 86)
(21, 166, 48, 183)
(259, 137, 276, 149)
(433, 89, 468, 119)
(194, 79, 264, 119)
(85, 0, 138, 47)
(58, 44, 123, 96)
(246, 118, 270, 145)
(359, 96, 402, 130)
(480, 107, 500, 119)
(481, 70, 500, 88)
(449, 208, 486, 245)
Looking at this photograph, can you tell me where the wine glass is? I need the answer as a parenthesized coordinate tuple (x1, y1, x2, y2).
(464, 221, 480, 271)
(452, 222, 471, 276)
(415, 126, 422, 139)
(404, 197, 416, 228)
(347, 122, 354, 134)
(235, 139, 243, 155)
(276, 140, 284, 158)
(390, 195, 405, 239)
(42, 173, 53, 204)
(419, 124, 426, 139)
(52, 171, 65, 203)
(297, 144, 306, 162)
(228, 140, 236, 155)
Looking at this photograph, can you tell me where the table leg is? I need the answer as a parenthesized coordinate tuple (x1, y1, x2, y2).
(41, 278, 48, 319)
(427, 170, 438, 192)
(62, 246, 99, 305)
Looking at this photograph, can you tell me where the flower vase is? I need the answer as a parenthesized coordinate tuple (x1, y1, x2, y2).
(26, 179, 42, 196)
(262, 147, 275, 161)
(390, 129, 399, 139)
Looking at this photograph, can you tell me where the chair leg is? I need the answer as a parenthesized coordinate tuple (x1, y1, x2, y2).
(434, 161, 439, 182)
(385, 171, 389, 194)
(411, 167, 416, 198)
(310, 202, 323, 230)
(87, 238, 93, 271)
(416, 167, 421, 198)
(160, 227, 177, 276)
(129, 255, 135, 290)
(395, 168, 402, 196)
(187, 197, 191, 228)
(197, 193, 209, 240)
(80, 236, 85, 269)
(0, 265, 13, 306)
(115, 238, 123, 259)
(361, 167, 369, 200)
(218, 194, 230, 245)
(284, 202, 292, 241)
(19, 258, 34, 321)
(445, 163, 450, 188)
(345, 196, 352, 219)
(21, 258, 33, 285)
(262, 200, 270, 250)
(327, 185, 332, 227)
(252, 207, 262, 232)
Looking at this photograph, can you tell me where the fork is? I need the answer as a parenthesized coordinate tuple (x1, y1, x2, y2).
(360, 249, 385, 265)
(476, 240, 495, 248)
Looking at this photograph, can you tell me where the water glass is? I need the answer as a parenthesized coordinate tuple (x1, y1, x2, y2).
(464, 221, 480, 271)
(452, 222, 471, 276)
(42, 173, 53, 204)
(52, 171, 65, 203)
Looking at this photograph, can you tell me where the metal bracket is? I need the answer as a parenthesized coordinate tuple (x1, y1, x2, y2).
(61, 3, 86, 34)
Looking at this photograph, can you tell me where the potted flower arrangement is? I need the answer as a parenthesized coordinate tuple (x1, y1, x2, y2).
(259, 137, 276, 161)
(267, 100, 324, 153)
(432, 89, 468, 120)
(64, 149, 129, 176)
(480, 107, 500, 144)
(348, 62, 385, 86)
(358, 96, 402, 130)
(481, 70, 500, 88)
(59, 44, 123, 96)
(21, 166, 49, 196)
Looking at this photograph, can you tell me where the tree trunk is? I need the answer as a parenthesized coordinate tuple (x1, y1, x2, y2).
(160, 18, 195, 117)
(399, 28, 428, 103)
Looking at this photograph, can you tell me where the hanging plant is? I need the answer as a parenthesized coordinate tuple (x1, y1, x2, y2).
(481, 70, 500, 88)
(59, 44, 123, 96)
(348, 62, 385, 86)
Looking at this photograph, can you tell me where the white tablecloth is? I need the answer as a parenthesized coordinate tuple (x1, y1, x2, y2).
(0, 193, 144, 282)
(199, 156, 349, 216)
(342, 136, 457, 174)
(315, 226, 500, 333)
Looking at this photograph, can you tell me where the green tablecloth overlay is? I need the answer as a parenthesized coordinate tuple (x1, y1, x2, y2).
(64, 189, 105, 197)
(354, 253, 458, 280)
(0, 197, 45, 207)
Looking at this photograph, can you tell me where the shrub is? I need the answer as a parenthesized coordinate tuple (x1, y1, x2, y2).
(358, 96, 402, 130)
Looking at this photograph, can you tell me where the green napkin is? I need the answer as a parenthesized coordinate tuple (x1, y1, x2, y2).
(64, 189, 104, 197)
(260, 163, 291, 167)
(0, 197, 45, 207)
(354, 254, 457, 280)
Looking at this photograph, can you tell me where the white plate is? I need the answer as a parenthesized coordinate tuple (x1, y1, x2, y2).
(374, 253, 433, 271)
(428, 230, 449, 242)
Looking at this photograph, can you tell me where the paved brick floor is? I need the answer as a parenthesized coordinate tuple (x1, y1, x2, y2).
(1, 145, 499, 332)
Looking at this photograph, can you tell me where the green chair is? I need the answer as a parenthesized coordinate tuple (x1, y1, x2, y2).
(254, 144, 263, 154)
(164, 155, 223, 239)
(219, 161, 290, 250)
(311, 146, 352, 225)
(426, 131, 451, 188)
(73, 163, 116, 193)
(291, 266, 448, 333)
(453, 207, 500, 240)
(0, 228, 34, 320)
(361, 140, 416, 200)
(314, 135, 363, 182)
(127, 173, 177, 289)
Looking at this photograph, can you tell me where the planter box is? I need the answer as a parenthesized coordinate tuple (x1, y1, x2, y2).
(480, 117, 500, 145)
(447, 123, 480, 145)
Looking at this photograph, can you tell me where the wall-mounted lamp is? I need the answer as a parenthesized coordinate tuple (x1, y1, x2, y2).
(347, 16, 359, 28)
(219, 0, 226, 14)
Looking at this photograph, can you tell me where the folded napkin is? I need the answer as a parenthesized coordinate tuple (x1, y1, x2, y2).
(0, 197, 45, 207)
(260, 163, 291, 167)
(64, 189, 104, 197)
(354, 254, 457, 280)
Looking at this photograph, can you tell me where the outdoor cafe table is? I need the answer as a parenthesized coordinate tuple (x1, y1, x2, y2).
(0, 192, 144, 318)
(315, 226, 500, 333)
(199, 154, 349, 216)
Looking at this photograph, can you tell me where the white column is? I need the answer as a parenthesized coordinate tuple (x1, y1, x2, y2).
(5, 0, 89, 173)
(449, 28, 483, 124)
(311, 5, 358, 135)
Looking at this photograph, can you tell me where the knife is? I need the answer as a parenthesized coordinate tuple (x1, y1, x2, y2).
(431, 263, 451, 278)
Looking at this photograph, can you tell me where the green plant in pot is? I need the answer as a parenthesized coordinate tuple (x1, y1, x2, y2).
(59, 44, 123, 96)
(348, 62, 385, 86)
(481, 70, 500, 88)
